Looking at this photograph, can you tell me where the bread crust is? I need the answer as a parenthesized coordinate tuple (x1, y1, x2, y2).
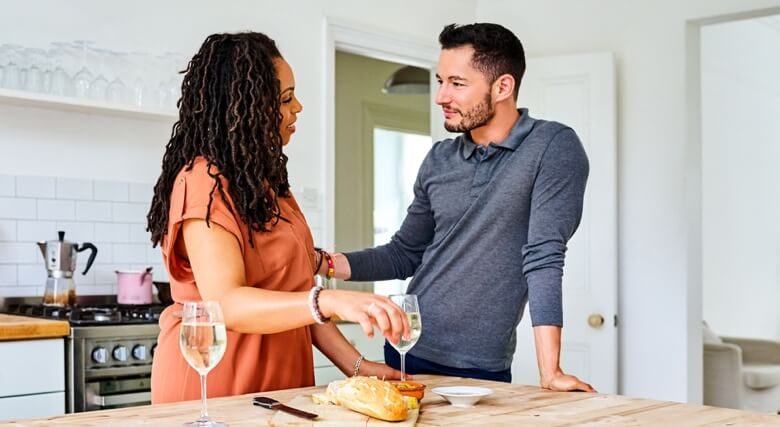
(325, 376, 408, 421)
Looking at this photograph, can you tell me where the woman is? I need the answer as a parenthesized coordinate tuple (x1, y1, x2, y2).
(148, 32, 409, 403)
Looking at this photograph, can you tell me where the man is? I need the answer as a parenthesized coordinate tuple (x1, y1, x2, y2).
(331, 23, 594, 392)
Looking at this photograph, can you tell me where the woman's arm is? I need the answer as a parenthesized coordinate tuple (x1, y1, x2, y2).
(310, 323, 403, 380)
(182, 218, 409, 341)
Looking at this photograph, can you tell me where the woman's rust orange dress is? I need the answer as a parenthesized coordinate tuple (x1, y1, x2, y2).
(151, 157, 316, 403)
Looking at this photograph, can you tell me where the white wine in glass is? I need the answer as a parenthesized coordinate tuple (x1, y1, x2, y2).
(389, 294, 422, 381)
(179, 301, 227, 427)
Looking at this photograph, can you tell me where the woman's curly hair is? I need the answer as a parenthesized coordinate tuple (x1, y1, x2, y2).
(147, 32, 290, 247)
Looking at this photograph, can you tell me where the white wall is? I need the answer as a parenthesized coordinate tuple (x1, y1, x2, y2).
(476, 0, 780, 403)
(701, 18, 780, 341)
(0, 0, 475, 252)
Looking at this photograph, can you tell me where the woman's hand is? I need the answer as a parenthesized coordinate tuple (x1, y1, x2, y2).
(318, 290, 409, 345)
(356, 360, 409, 381)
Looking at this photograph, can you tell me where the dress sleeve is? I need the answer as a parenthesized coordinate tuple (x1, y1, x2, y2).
(163, 164, 245, 283)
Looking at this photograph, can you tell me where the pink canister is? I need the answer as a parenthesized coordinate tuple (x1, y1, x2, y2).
(116, 267, 153, 305)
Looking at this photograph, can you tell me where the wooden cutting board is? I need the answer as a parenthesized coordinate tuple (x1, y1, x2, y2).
(268, 394, 419, 426)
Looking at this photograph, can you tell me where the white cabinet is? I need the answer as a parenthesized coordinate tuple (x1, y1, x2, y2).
(313, 323, 385, 385)
(0, 338, 65, 421)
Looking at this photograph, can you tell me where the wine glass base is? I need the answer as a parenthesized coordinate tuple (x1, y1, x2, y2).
(182, 419, 226, 427)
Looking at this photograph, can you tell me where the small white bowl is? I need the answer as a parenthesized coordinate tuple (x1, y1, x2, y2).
(432, 386, 493, 407)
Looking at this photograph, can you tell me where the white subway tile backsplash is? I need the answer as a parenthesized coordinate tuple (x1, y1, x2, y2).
(37, 200, 75, 221)
(94, 181, 129, 202)
(76, 201, 112, 222)
(129, 223, 151, 244)
(0, 242, 38, 263)
(93, 265, 118, 285)
(56, 178, 93, 200)
(17, 220, 57, 242)
(0, 265, 17, 286)
(16, 176, 56, 198)
(57, 222, 95, 242)
(0, 176, 15, 197)
(0, 174, 171, 297)
(129, 183, 154, 203)
(0, 198, 36, 219)
(77, 284, 114, 296)
(113, 244, 149, 264)
(146, 246, 163, 264)
(95, 223, 130, 243)
(0, 220, 17, 241)
(112, 203, 148, 223)
(17, 264, 46, 286)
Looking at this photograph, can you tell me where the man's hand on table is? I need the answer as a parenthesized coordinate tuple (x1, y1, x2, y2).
(541, 370, 596, 392)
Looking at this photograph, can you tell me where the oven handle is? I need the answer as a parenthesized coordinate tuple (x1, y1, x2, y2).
(90, 391, 151, 407)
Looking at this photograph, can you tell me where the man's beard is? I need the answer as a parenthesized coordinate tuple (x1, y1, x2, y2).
(443, 93, 495, 133)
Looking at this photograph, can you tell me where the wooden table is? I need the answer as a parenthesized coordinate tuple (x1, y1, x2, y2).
(0, 314, 69, 341)
(4, 375, 779, 426)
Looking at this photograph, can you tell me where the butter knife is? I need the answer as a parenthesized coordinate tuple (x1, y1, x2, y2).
(252, 396, 319, 420)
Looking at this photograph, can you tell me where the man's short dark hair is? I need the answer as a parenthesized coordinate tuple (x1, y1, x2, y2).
(439, 23, 525, 99)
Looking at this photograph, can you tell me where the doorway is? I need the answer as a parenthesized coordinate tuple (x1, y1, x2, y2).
(696, 12, 780, 412)
(333, 51, 431, 293)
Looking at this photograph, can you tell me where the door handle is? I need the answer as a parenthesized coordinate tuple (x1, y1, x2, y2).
(587, 314, 605, 328)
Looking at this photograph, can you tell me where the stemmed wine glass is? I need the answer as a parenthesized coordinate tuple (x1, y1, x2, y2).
(389, 294, 422, 381)
(179, 301, 228, 427)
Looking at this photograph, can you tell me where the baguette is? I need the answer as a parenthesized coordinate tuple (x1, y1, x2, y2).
(325, 376, 408, 421)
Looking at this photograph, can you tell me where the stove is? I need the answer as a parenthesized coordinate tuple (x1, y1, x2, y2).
(1, 296, 166, 413)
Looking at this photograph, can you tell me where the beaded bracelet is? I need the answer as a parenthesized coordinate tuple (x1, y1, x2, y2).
(352, 354, 365, 377)
(308, 285, 331, 324)
(321, 250, 335, 280)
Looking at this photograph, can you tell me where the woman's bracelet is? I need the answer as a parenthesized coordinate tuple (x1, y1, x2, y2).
(308, 285, 330, 324)
(313, 249, 325, 275)
(352, 354, 365, 377)
(321, 250, 335, 280)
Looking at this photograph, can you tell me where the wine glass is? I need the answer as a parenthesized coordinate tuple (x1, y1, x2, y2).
(389, 294, 422, 381)
(179, 301, 228, 427)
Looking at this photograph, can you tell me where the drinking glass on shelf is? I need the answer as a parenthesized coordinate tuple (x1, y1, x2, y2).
(105, 50, 128, 104)
(71, 40, 94, 98)
(179, 301, 228, 427)
(88, 47, 110, 101)
(389, 294, 422, 381)
(0, 44, 23, 90)
(49, 42, 73, 96)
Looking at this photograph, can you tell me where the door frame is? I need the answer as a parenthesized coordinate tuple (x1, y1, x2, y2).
(322, 18, 438, 248)
(685, 5, 780, 404)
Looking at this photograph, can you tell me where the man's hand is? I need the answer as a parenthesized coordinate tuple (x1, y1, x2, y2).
(541, 370, 595, 392)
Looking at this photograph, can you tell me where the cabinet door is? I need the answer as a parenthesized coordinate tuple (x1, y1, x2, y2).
(0, 392, 65, 422)
(0, 338, 65, 397)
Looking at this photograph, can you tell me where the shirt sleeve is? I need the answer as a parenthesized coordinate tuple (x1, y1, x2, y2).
(522, 127, 589, 327)
(163, 164, 244, 283)
(344, 156, 435, 281)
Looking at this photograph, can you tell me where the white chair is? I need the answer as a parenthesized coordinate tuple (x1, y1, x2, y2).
(703, 321, 780, 413)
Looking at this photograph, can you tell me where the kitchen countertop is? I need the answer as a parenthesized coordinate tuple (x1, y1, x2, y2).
(0, 313, 69, 341)
(4, 375, 780, 426)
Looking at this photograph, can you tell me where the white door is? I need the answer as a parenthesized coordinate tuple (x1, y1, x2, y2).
(508, 53, 618, 393)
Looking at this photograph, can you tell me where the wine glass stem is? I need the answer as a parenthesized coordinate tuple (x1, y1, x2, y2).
(400, 352, 407, 382)
(199, 373, 209, 420)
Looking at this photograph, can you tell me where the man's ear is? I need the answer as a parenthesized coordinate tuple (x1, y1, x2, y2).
(493, 74, 516, 102)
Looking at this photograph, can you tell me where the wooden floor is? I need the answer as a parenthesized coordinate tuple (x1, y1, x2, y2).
(5, 375, 780, 426)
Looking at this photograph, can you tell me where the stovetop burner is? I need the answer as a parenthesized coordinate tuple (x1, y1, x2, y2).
(5, 302, 163, 325)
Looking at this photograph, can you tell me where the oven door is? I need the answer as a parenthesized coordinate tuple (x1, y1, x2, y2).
(84, 377, 151, 410)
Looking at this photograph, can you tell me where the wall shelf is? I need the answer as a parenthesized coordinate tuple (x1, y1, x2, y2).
(0, 88, 178, 122)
